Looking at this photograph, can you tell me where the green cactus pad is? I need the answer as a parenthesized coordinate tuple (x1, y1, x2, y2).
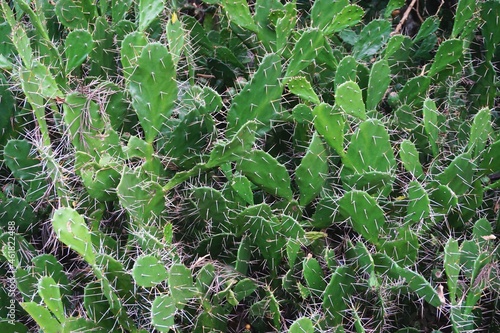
(79, 163, 120, 201)
(132, 255, 167, 287)
(20, 302, 62, 333)
(20, 62, 63, 100)
(367, 59, 391, 111)
(221, 0, 258, 32)
(452, 0, 476, 38)
(52, 207, 95, 266)
(323, 265, 355, 326)
(312, 103, 345, 156)
(311, 0, 348, 32)
(236, 150, 293, 200)
(284, 28, 324, 79)
(295, 131, 328, 206)
(151, 294, 176, 332)
(166, 13, 185, 68)
(207, 121, 258, 168)
(169, 263, 198, 309)
(384, 34, 412, 72)
(138, 0, 166, 32)
(325, 5, 364, 35)
(373, 253, 443, 307)
(129, 43, 177, 143)
(405, 181, 430, 225)
(15, 268, 40, 302)
(467, 107, 492, 158)
(428, 183, 459, 214)
(335, 81, 366, 120)
(481, 1, 500, 61)
(117, 167, 165, 224)
(235, 237, 252, 274)
(303, 256, 326, 294)
(192, 187, 229, 233)
(381, 227, 419, 266)
(287, 76, 321, 104)
(226, 54, 282, 134)
(231, 173, 254, 205)
(61, 318, 107, 333)
(120, 31, 148, 80)
(311, 195, 342, 229)
(399, 76, 430, 106)
(65, 29, 93, 73)
(55, 0, 88, 29)
(341, 119, 396, 194)
(0, 196, 35, 233)
(423, 98, 440, 157)
(353, 19, 391, 61)
(276, 2, 297, 52)
(289, 317, 314, 333)
(339, 190, 387, 245)
(435, 152, 475, 196)
(233, 278, 257, 302)
(399, 140, 424, 179)
(428, 39, 463, 77)
(444, 238, 460, 305)
(38, 276, 65, 323)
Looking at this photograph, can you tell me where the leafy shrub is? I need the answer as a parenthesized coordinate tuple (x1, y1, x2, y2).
(0, 0, 499, 332)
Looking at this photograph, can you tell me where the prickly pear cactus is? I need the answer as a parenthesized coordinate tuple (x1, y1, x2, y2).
(0, 0, 498, 332)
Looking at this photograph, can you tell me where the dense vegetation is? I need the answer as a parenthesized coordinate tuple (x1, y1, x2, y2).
(0, 0, 499, 332)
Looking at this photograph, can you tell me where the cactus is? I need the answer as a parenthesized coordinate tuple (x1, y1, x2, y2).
(318, 4, 364, 36)
(1, 0, 499, 331)
(275, 2, 297, 52)
(335, 55, 358, 89)
(303, 255, 326, 295)
(231, 173, 254, 205)
(341, 119, 396, 195)
(287, 76, 321, 104)
(481, 1, 500, 61)
(366, 59, 390, 111)
(132, 255, 168, 287)
(373, 253, 443, 308)
(220, 0, 258, 33)
(405, 181, 430, 225)
(151, 295, 176, 332)
(20, 302, 62, 333)
(339, 190, 387, 246)
(284, 28, 324, 79)
(335, 81, 366, 120)
(117, 167, 165, 225)
(399, 140, 424, 179)
(398, 76, 431, 106)
(451, 0, 476, 38)
(352, 19, 391, 61)
(226, 54, 282, 134)
(0, 196, 36, 233)
(323, 265, 355, 327)
(313, 103, 345, 156)
(138, 0, 166, 32)
(168, 263, 198, 309)
(295, 131, 328, 206)
(236, 150, 293, 201)
(120, 31, 148, 80)
(64, 29, 93, 73)
(444, 238, 460, 305)
(129, 43, 177, 143)
(428, 39, 464, 77)
(467, 107, 492, 158)
(166, 13, 184, 68)
(38, 276, 65, 323)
